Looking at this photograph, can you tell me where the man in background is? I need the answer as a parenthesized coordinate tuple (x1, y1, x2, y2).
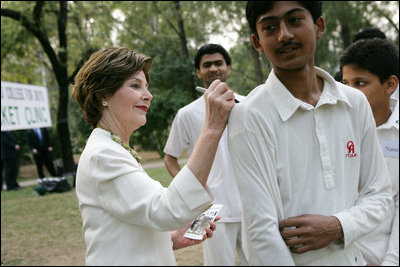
(163, 44, 247, 266)
(27, 127, 57, 179)
(1, 131, 21, 191)
(352, 27, 387, 43)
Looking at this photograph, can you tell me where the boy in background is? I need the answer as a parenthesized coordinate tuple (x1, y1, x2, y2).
(340, 37, 399, 266)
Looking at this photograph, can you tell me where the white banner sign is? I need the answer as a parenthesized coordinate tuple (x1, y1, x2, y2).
(1, 81, 52, 131)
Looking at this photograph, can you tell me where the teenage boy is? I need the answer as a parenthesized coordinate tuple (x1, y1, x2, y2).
(227, 1, 392, 265)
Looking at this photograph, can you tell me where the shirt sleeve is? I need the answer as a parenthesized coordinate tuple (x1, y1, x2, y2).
(91, 146, 213, 231)
(163, 109, 190, 158)
(333, 99, 393, 248)
(228, 108, 295, 266)
(381, 193, 399, 266)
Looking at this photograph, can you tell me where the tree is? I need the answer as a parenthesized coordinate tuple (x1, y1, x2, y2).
(107, 1, 256, 155)
(1, 1, 104, 173)
(316, 1, 399, 75)
(2, 1, 398, 160)
(2, 2, 76, 173)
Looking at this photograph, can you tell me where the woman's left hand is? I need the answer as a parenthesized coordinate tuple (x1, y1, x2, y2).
(171, 217, 220, 250)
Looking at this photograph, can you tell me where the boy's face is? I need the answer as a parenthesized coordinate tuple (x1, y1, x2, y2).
(342, 64, 387, 112)
(251, 1, 324, 72)
(196, 53, 231, 88)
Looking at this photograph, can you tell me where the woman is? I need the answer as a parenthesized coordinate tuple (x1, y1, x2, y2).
(71, 47, 235, 265)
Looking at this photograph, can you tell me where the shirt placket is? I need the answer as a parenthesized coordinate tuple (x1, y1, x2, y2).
(314, 109, 335, 189)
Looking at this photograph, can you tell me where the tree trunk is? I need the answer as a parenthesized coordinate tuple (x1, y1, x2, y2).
(55, 2, 75, 173)
(248, 42, 265, 84)
(57, 84, 76, 173)
(339, 18, 351, 49)
(174, 1, 197, 100)
(1, 1, 76, 174)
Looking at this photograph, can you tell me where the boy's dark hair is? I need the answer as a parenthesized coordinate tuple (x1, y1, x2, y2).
(246, 1, 322, 38)
(194, 44, 231, 70)
(334, 71, 342, 82)
(352, 27, 387, 43)
(340, 38, 399, 83)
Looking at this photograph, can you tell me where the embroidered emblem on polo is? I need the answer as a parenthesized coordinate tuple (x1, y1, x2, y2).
(346, 141, 357, 158)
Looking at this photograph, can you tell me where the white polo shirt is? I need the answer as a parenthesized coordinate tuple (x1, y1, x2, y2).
(228, 67, 393, 265)
(357, 98, 398, 265)
(164, 95, 244, 223)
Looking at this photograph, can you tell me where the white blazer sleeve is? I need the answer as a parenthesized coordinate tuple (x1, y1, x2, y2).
(90, 144, 213, 231)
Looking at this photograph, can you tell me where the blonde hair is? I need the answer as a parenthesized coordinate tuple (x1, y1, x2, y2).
(71, 47, 152, 128)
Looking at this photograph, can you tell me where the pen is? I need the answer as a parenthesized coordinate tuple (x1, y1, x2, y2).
(195, 86, 240, 103)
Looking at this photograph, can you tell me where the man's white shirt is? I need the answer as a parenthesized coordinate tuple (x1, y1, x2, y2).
(228, 67, 393, 265)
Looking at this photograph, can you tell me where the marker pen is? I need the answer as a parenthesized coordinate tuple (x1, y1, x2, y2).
(195, 86, 240, 103)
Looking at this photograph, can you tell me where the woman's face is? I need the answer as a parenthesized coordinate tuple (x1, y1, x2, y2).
(106, 70, 152, 132)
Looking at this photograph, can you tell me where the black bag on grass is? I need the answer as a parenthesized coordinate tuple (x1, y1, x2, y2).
(38, 177, 71, 193)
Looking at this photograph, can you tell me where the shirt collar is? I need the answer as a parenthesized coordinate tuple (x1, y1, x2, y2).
(266, 67, 351, 122)
(377, 98, 399, 130)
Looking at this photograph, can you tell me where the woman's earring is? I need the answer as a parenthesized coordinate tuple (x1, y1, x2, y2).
(102, 101, 108, 107)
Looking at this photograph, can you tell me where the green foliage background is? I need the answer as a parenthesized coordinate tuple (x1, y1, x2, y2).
(1, 1, 399, 161)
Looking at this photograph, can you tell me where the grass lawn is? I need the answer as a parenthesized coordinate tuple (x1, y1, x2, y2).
(1, 164, 204, 266)
(1, 185, 86, 266)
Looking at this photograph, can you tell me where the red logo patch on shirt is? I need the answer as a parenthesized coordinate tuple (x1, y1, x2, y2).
(346, 141, 357, 158)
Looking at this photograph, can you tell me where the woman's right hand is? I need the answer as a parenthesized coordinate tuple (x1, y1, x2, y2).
(203, 79, 235, 133)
